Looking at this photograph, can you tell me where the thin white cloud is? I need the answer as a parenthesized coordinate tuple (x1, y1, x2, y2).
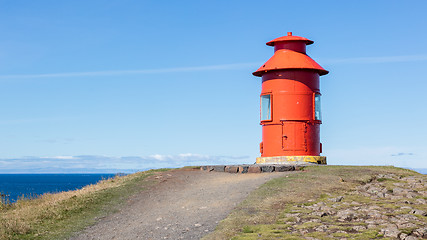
(149, 154, 169, 161)
(0, 154, 251, 173)
(0, 62, 259, 79)
(391, 152, 414, 157)
(1, 54, 425, 80)
(50, 156, 75, 160)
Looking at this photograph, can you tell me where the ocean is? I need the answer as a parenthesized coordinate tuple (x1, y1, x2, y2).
(0, 174, 116, 203)
(412, 168, 427, 174)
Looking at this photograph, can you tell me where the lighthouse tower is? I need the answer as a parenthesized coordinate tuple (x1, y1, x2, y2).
(253, 32, 328, 164)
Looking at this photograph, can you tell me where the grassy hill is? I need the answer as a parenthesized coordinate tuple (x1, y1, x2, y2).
(1, 166, 426, 239)
(202, 166, 427, 239)
(0, 169, 170, 240)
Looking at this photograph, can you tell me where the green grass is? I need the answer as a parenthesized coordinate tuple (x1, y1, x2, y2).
(2, 165, 423, 240)
(0, 168, 171, 240)
(202, 165, 424, 240)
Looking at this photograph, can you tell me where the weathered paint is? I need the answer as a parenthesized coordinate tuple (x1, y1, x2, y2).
(256, 155, 327, 164)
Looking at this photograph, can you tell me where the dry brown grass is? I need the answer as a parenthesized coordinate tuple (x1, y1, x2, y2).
(202, 165, 420, 240)
(0, 169, 169, 240)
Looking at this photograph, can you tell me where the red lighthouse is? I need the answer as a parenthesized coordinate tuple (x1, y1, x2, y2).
(253, 32, 328, 164)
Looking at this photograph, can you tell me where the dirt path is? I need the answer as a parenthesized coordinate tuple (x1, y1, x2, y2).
(71, 168, 291, 240)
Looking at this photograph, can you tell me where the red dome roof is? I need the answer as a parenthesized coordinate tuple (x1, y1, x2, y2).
(252, 49, 328, 77)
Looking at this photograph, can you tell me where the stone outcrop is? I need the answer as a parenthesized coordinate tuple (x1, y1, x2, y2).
(200, 163, 314, 174)
(277, 173, 427, 239)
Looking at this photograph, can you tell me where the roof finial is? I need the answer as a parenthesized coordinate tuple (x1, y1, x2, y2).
(287, 32, 292, 36)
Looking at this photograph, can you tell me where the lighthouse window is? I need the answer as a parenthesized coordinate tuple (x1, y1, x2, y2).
(314, 93, 322, 121)
(261, 94, 271, 121)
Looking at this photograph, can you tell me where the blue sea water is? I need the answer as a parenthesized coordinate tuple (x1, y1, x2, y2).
(0, 174, 116, 203)
(410, 168, 427, 175)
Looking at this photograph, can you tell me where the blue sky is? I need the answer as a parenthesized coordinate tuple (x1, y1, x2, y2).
(0, 1, 426, 173)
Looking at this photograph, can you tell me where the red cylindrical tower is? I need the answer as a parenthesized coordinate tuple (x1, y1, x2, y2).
(253, 32, 328, 164)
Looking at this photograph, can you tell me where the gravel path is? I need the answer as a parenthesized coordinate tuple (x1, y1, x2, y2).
(71, 168, 290, 240)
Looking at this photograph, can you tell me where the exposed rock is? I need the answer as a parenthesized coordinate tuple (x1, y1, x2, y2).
(225, 166, 239, 173)
(366, 186, 384, 194)
(413, 227, 427, 238)
(366, 210, 383, 219)
(314, 225, 328, 232)
(377, 173, 398, 179)
(247, 165, 261, 173)
(381, 224, 400, 238)
(360, 192, 372, 197)
(404, 235, 418, 240)
(312, 211, 329, 217)
(402, 176, 419, 183)
(384, 193, 393, 198)
(329, 196, 344, 202)
(400, 233, 408, 239)
(412, 183, 424, 189)
(406, 192, 418, 198)
(391, 195, 404, 200)
(336, 209, 357, 221)
(274, 165, 295, 172)
(238, 165, 249, 173)
(397, 222, 417, 229)
(397, 214, 419, 221)
(213, 165, 225, 172)
(376, 192, 386, 198)
(367, 224, 377, 229)
(419, 191, 427, 197)
(357, 184, 370, 191)
(389, 216, 400, 223)
(308, 201, 326, 211)
(236, 172, 426, 239)
(284, 213, 301, 218)
(393, 187, 408, 196)
(260, 165, 274, 172)
(352, 225, 366, 231)
(410, 209, 427, 216)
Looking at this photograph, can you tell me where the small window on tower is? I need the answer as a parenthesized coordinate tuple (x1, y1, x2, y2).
(261, 94, 271, 121)
(314, 93, 321, 121)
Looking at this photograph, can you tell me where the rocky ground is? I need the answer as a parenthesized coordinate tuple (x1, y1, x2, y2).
(70, 167, 426, 240)
(273, 173, 427, 239)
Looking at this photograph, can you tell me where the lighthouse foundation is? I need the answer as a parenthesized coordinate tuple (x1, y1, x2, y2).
(256, 155, 326, 165)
